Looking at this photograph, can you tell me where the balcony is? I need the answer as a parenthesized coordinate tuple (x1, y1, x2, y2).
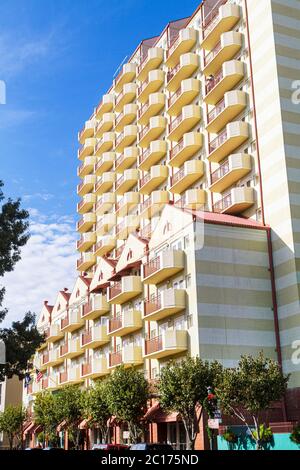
(210, 153, 251, 193)
(144, 330, 188, 359)
(166, 28, 197, 67)
(206, 90, 247, 133)
(169, 132, 202, 167)
(115, 169, 139, 195)
(201, 3, 240, 50)
(94, 132, 115, 156)
(139, 165, 168, 195)
(108, 309, 142, 337)
(167, 79, 200, 116)
(59, 339, 82, 359)
(168, 105, 201, 142)
(114, 62, 137, 93)
(76, 232, 96, 252)
(58, 371, 68, 386)
(139, 190, 169, 219)
(109, 345, 143, 369)
(96, 213, 116, 235)
(69, 366, 84, 384)
(213, 187, 255, 215)
(77, 194, 96, 214)
(46, 324, 64, 343)
(138, 93, 165, 125)
(167, 53, 199, 92)
(208, 121, 249, 163)
(78, 138, 96, 160)
(78, 119, 95, 145)
(48, 348, 63, 367)
(95, 113, 115, 138)
(81, 326, 109, 349)
(143, 289, 185, 322)
(138, 140, 167, 171)
(77, 213, 96, 233)
(170, 160, 204, 194)
(114, 125, 138, 152)
(137, 69, 165, 103)
(81, 357, 108, 379)
(94, 152, 115, 176)
(138, 116, 166, 148)
(95, 93, 114, 120)
(77, 252, 96, 271)
(77, 175, 96, 196)
(142, 249, 184, 284)
(41, 352, 50, 369)
(180, 188, 206, 209)
(115, 104, 137, 132)
(114, 146, 138, 173)
(94, 172, 115, 195)
(94, 236, 116, 257)
(81, 294, 109, 320)
(77, 156, 96, 178)
(203, 31, 242, 76)
(115, 215, 140, 240)
(108, 275, 142, 304)
(137, 47, 164, 82)
(115, 192, 140, 217)
(95, 192, 116, 216)
(115, 83, 137, 112)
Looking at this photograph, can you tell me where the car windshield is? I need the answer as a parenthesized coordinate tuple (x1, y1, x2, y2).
(131, 444, 146, 450)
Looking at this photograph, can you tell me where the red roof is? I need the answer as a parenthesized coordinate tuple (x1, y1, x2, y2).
(186, 208, 267, 231)
(79, 276, 91, 287)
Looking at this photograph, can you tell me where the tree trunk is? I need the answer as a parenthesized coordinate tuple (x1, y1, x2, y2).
(9, 436, 13, 450)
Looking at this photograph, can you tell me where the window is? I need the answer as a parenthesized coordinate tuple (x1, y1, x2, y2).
(184, 235, 190, 249)
(185, 274, 191, 288)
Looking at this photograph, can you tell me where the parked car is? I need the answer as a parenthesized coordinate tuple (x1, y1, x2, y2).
(43, 447, 65, 451)
(92, 443, 129, 451)
(130, 443, 174, 451)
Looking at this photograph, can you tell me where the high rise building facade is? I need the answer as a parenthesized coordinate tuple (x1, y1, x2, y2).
(25, 0, 300, 449)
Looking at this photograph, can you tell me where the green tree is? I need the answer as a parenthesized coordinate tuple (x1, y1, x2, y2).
(83, 381, 111, 443)
(34, 391, 60, 447)
(158, 357, 223, 450)
(0, 404, 27, 450)
(216, 352, 289, 450)
(55, 385, 86, 449)
(106, 366, 149, 444)
(0, 181, 44, 381)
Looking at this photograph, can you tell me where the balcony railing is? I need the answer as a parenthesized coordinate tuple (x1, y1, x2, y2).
(138, 123, 150, 141)
(211, 159, 230, 184)
(171, 167, 185, 186)
(167, 63, 181, 83)
(137, 78, 149, 97)
(139, 196, 152, 214)
(167, 33, 180, 58)
(205, 69, 223, 95)
(213, 193, 232, 213)
(81, 329, 93, 347)
(60, 343, 69, 357)
(145, 335, 163, 355)
(59, 371, 68, 384)
(109, 281, 122, 299)
(209, 128, 228, 154)
(139, 223, 152, 240)
(143, 256, 160, 278)
(144, 294, 161, 317)
(170, 138, 184, 161)
(168, 86, 182, 108)
(207, 98, 225, 123)
(169, 113, 183, 133)
(204, 41, 222, 67)
(109, 351, 122, 368)
(108, 317, 122, 334)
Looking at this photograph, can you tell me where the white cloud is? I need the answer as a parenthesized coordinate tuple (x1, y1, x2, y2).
(0, 33, 51, 78)
(0, 107, 36, 129)
(1, 209, 78, 326)
(23, 193, 54, 202)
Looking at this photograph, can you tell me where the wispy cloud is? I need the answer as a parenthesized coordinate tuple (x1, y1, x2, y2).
(1, 208, 77, 326)
(0, 107, 36, 129)
(0, 31, 54, 78)
(23, 193, 54, 202)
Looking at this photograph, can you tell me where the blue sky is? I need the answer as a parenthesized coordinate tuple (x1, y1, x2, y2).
(0, 0, 201, 324)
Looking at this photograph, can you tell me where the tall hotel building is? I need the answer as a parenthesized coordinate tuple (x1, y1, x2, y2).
(24, 0, 300, 450)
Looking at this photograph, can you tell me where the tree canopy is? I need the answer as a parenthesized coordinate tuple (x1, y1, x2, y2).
(83, 381, 111, 443)
(0, 180, 44, 380)
(106, 366, 149, 443)
(0, 404, 26, 450)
